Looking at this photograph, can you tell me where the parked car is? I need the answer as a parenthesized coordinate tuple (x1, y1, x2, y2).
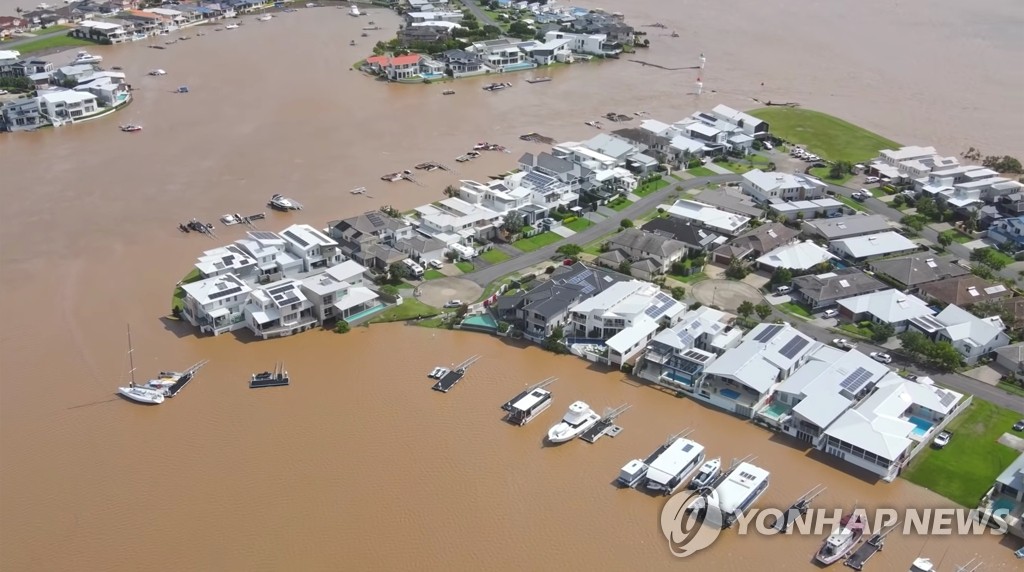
(832, 338, 852, 349)
(823, 309, 839, 318)
(870, 352, 892, 364)
(443, 299, 462, 308)
(1013, 419, 1024, 432)
(427, 259, 443, 269)
(763, 141, 774, 150)
(774, 285, 791, 295)
(933, 430, 952, 448)
(865, 176, 879, 184)
(906, 374, 919, 381)
(827, 211, 844, 218)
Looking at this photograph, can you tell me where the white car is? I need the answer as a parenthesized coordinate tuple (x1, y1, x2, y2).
(774, 285, 791, 295)
(870, 352, 892, 364)
(428, 259, 443, 269)
(823, 309, 839, 319)
(865, 176, 879, 184)
(763, 141, 774, 150)
(443, 299, 463, 308)
(832, 338, 852, 349)
(933, 431, 952, 448)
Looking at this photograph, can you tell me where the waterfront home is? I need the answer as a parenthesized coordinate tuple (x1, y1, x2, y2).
(119, 10, 165, 35)
(868, 253, 969, 292)
(437, 49, 487, 76)
(664, 199, 751, 237)
(641, 218, 727, 253)
(244, 279, 317, 339)
(414, 197, 503, 244)
(976, 452, 1024, 539)
(756, 347, 889, 444)
(6, 59, 55, 78)
(790, 268, 886, 312)
(519, 37, 573, 65)
(708, 104, 770, 139)
(37, 89, 100, 123)
(566, 10, 635, 44)
(405, 10, 464, 24)
(72, 19, 128, 43)
(233, 230, 303, 280)
(600, 229, 687, 279)
(0, 50, 20, 74)
(567, 280, 687, 366)
(456, 170, 579, 223)
(829, 231, 920, 263)
(299, 260, 379, 324)
(518, 151, 592, 196)
(194, 244, 258, 279)
(867, 145, 941, 181)
(741, 170, 827, 204)
(550, 135, 633, 172)
(755, 240, 836, 272)
(909, 304, 1010, 365)
(917, 275, 1011, 308)
(495, 262, 626, 342)
(916, 165, 1023, 212)
(397, 25, 452, 48)
(768, 199, 844, 222)
(672, 109, 759, 155)
(74, 71, 130, 106)
(467, 38, 529, 70)
(326, 211, 415, 270)
(279, 224, 342, 273)
(364, 54, 425, 81)
(144, 7, 201, 27)
(822, 374, 964, 481)
(0, 98, 44, 131)
(700, 322, 819, 418)
(836, 289, 933, 333)
(987, 216, 1024, 251)
(543, 30, 621, 57)
(180, 273, 253, 336)
(802, 214, 893, 241)
(636, 306, 742, 392)
(710, 222, 797, 264)
(0, 18, 25, 40)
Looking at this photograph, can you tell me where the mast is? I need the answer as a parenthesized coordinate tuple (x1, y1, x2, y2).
(127, 324, 137, 387)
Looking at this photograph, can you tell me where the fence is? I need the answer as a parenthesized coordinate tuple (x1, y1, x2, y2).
(898, 394, 974, 478)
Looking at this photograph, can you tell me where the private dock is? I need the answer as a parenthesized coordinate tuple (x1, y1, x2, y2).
(844, 522, 900, 570)
(165, 360, 209, 397)
(432, 355, 481, 393)
(250, 362, 289, 389)
(501, 377, 556, 412)
(580, 403, 631, 443)
(768, 484, 826, 533)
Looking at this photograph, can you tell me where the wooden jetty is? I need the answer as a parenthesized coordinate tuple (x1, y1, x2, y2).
(844, 522, 900, 571)
(581, 403, 631, 443)
(250, 362, 290, 389)
(432, 355, 481, 393)
(768, 484, 826, 533)
(165, 360, 209, 397)
(501, 377, 556, 412)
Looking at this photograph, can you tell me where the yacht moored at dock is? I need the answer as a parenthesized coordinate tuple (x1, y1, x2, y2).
(268, 194, 302, 211)
(691, 460, 770, 528)
(618, 429, 690, 488)
(815, 512, 866, 566)
(643, 437, 706, 495)
(502, 377, 556, 426)
(844, 521, 898, 571)
(768, 484, 826, 533)
(116, 325, 164, 405)
(546, 401, 600, 443)
(71, 51, 103, 65)
(689, 457, 721, 490)
(250, 363, 289, 388)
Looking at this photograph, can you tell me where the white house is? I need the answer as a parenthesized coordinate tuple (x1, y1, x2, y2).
(699, 323, 820, 418)
(756, 240, 836, 271)
(194, 244, 258, 279)
(664, 199, 751, 236)
(543, 30, 622, 56)
(829, 231, 919, 263)
(180, 273, 253, 336)
(299, 260, 379, 324)
(72, 20, 128, 43)
(244, 279, 317, 339)
(769, 199, 844, 222)
(837, 289, 934, 333)
(36, 89, 99, 123)
(909, 304, 1010, 364)
(234, 230, 303, 280)
(709, 104, 769, 139)
(406, 10, 464, 23)
(741, 170, 827, 204)
(519, 37, 573, 65)
(637, 306, 743, 392)
(414, 197, 503, 244)
(822, 374, 964, 481)
(279, 224, 342, 273)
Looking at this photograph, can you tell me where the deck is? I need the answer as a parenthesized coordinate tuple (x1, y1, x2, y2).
(844, 533, 884, 570)
(432, 355, 481, 393)
(165, 360, 208, 397)
(581, 403, 631, 443)
(501, 377, 556, 411)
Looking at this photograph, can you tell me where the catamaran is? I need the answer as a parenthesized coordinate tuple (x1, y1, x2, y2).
(116, 326, 165, 405)
(689, 461, 770, 528)
(546, 401, 600, 443)
(814, 512, 865, 565)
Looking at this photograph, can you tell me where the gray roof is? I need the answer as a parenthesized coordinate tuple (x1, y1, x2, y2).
(714, 222, 798, 258)
(503, 262, 627, 319)
(792, 268, 887, 304)
(329, 211, 407, 239)
(396, 235, 446, 255)
(596, 249, 628, 265)
(641, 218, 721, 250)
(994, 452, 1024, 492)
(869, 254, 970, 288)
(606, 228, 686, 262)
(802, 214, 892, 240)
(694, 188, 765, 218)
(582, 133, 636, 159)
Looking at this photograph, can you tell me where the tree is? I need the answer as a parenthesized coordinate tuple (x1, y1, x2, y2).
(870, 322, 895, 344)
(737, 301, 754, 317)
(915, 197, 938, 220)
(970, 300, 1015, 326)
(508, 21, 533, 38)
(388, 262, 410, 284)
(770, 267, 793, 287)
(725, 258, 748, 280)
(482, 24, 501, 37)
(892, 195, 906, 208)
(901, 214, 926, 231)
(556, 244, 583, 257)
(899, 330, 931, 356)
(542, 326, 569, 354)
(755, 303, 773, 319)
(929, 341, 964, 371)
(828, 161, 853, 180)
(937, 232, 954, 248)
(501, 211, 526, 235)
(620, 218, 634, 229)
(982, 155, 1023, 174)
(443, 185, 459, 198)
(618, 261, 633, 276)
(671, 286, 686, 300)
(334, 320, 351, 334)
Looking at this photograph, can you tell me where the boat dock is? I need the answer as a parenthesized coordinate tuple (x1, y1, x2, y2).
(844, 522, 900, 570)
(165, 360, 208, 397)
(525, 77, 552, 84)
(432, 355, 481, 393)
(501, 377, 556, 412)
(581, 403, 631, 443)
(769, 484, 826, 533)
(250, 362, 289, 388)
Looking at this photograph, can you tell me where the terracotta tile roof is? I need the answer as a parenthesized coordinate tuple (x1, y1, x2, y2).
(365, 54, 422, 67)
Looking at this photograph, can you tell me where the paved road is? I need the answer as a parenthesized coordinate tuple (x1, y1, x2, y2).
(464, 174, 741, 286)
(459, 0, 498, 27)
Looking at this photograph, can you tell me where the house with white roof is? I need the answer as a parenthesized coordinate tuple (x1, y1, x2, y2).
(769, 198, 844, 222)
(976, 452, 1024, 539)
(829, 231, 919, 263)
(457, 169, 578, 223)
(637, 306, 743, 393)
(279, 224, 342, 273)
(180, 273, 253, 336)
(837, 289, 933, 333)
(741, 169, 827, 204)
(909, 304, 1010, 364)
(672, 108, 759, 155)
(194, 244, 257, 280)
(72, 20, 128, 43)
(414, 197, 503, 244)
(244, 279, 317, 339)
(709, 104, 769, 139)
(299, 259, 379, 324)
(756, 240, 836, 272)
(822, 374, 964, 481)
(543, 30, 622, 56)
(36, 89, 99, 123)
(233, 230, 303, 281)
(566, 280, 687, 366)
(758, 348, 890, 444)
(519, 37, 573, 65)
(664, 199, 751, 236)
(699, 323, 820, 418)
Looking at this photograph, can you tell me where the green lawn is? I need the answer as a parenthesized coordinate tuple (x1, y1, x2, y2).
(479, 249, 511, 264)
(513, 231, 562, 252)
(11, 34, 92, 56)
(634, 178, 670, 197)
(716, 161, 756, 174)
(171, 268, 202, 314)
(940, 229, 974, 245)
(902, 400, 1022, 507)
(835, 194, 868, 212)
(369, 298, 440, 323)
(670, 173, 686, 181)
(837, 323, 873, 338)
(455, 261, 475, 273)
(779, 302, 812, 319)
(998, 381, 1024, 398)
(669, 272, 708, 284)
(988, 250, 1015, 267)
(809, 166, 855, 185)
(564, 218, 593, 232)
(608, 198, 633, 212)
(748, 107, 901, 163)
(423, 269, 446, 280)
(687, 166, 716, 177)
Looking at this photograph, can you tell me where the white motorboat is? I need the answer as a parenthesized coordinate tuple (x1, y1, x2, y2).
(349, 4, 360, 16)
(429, 367, 443, 378)
(815, 512, 866, 565)
(689, 461, 769, 528)
(643, 438, 705, 495)
(148, 69, 167, 76)
(546, 401, 600, 443)
(116, 325, 165, 405)
(256, 14, 272, 21)
(119, 124, 142, 133)
(690, 457, 721, 489)
(220, 213, 244, 225)
(435, 368, 450, 379)
(71, 50, 103, 65)
(225, 23, 240, 29)
(268, 193, 302, 211)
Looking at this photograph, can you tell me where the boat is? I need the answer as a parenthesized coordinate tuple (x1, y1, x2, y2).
(257, 14, 272, 21)
(525, 77, 551, 84)
(360, 32, 368, 37)
(429, 367, 444, 379)
(175, 86, 189, 93)
(349, 4, 360, 16)
(250, 364, 289, 388)
(143, 370, 188, 391)
(220, 213, 243, 225)
(643, 438, 706, 495)
(111, 66, 123, 71)
(814, 512, 866, 565)
(178, 35, 191, 40)
(116, 326, 165, 405)
(350, 187, 367, 195)
(148, 69, 167, 76)
(689, 457, 721, 489)
(349, 40, 356, 46)
(306, 2, 316, 6)
(435, 368, 450, 379)
(119, 124, 142, 133)
(442, 90, 454, 95)
(71, 50, 103, 65)
(504, 387, 553, 426)
(380, 172, 403, 182)
(225, 23, 240, 29)
(546, 401, 600, 443)
(689, 461, 770, 528)
(268, 193, 302, 210)
(482, 82, 511, 91)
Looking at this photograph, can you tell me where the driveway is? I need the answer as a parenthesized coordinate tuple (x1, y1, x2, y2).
(415, 277, 483, 307)
(690, 279, 763, 311)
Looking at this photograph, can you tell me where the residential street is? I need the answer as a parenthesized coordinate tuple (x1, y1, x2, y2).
(458, 0, 498, 27)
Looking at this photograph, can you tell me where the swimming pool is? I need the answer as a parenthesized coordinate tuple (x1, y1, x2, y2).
(720, 388, 741, 400)
(461, 314, 498, 332)
(761, 402, 791, 420)
(908, 415, 934, 437)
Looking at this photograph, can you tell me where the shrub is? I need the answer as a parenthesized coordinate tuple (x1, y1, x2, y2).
(334, 320, 351, 334)
(545, 265, 556, 274)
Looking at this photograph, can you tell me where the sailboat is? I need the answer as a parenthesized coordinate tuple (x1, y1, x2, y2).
(117, 325, 165, 405)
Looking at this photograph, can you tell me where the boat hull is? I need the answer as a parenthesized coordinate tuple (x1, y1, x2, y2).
(117, 387, 164, 404)
(546, 415, 599, 443)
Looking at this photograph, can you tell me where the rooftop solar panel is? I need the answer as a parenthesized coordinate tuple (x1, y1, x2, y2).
(267, 285, 294, 295)
(754, 324, 783, 343)
(779, 336, 810, 359)
(209, 286, 242, 300)
(683, 349, 710, 363)
(839, 367, 873, 394)
(283, 230, 309, 248)
(250, 231, 279, 241)
(938, 390, 957, 407)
